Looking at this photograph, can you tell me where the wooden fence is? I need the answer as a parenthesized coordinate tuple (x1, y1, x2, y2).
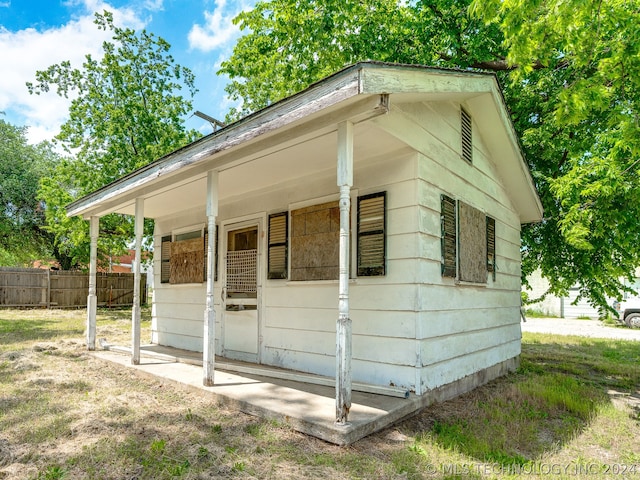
(0, 268, 147, 308)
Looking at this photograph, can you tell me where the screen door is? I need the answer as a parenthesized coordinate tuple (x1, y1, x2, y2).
(222, 223, 260, 362)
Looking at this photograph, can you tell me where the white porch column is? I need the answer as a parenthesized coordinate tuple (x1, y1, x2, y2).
(131, 198, 144, 365)
(336, 121, 353, 425)
(86, 216, 99, 351)
(203, 170, 219, 386)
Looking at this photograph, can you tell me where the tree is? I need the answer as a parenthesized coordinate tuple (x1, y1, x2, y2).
(219, 0, 508, 119)
(473, 0, 640, 308)
(28, 11, 199, 268)
(0, 119, 58, 266)
(219, 0, 640, 310)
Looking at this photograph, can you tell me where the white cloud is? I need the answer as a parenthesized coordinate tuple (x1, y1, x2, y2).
(188, 0, 250, 52)
(0, 1, 146, 144)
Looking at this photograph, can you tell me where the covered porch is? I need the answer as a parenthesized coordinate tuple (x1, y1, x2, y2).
(93, 343, 421, 446)
(68, 81, 400, 426)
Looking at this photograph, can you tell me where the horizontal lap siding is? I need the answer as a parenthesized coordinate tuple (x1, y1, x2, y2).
(379, 101, 523, 392)
(422, 339, 521, 390)
(260, 347, 416, 390)
(153, 202, 225, 352)
(152, 283, 208, 352)
(149, 99, 528, 394)
(420, 323, 520, 366)
(260, 154, 420, 389)
(265, 306, 416, 338)
(151, 144, 421, 390)
(418, 307, 520, 339)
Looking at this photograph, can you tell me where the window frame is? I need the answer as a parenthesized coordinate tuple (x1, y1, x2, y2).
(441, 194, 496, 284)
(267, 191, 388, 281)
(160, 224, 218, 285)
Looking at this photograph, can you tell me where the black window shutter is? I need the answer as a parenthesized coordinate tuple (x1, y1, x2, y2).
(268, 212, 288, 279)
(357, 192, 386, 276)
(441, 195, 457, 277)
(160, 235, 172, 284)
(486, 216, 496, 280)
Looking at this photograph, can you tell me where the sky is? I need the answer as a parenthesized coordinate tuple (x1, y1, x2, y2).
(0, 0, 256, 144)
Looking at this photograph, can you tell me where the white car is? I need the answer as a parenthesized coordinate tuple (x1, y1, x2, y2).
(613, 297, 640, 328)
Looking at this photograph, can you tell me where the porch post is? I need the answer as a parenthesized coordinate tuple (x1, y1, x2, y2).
(203, 170, 219, 386)
(131, 198, 144, 365)
(86, 216, 99, 351)
(336, 121, 353, 425)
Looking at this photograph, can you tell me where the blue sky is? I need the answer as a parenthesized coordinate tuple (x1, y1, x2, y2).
(0, 0, 255, 144)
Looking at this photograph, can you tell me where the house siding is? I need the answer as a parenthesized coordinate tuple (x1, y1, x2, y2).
(378, 100, 523, 393)
(151, 98, 525, 394)
(152, 146, 422, 391)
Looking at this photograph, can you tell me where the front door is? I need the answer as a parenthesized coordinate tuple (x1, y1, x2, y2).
(222, 222, 260, 362)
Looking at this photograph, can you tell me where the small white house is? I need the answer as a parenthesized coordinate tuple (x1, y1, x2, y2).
(68, 62, 542, 423)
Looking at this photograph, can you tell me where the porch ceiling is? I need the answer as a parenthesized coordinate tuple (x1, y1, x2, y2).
(106, 121, 405, 219)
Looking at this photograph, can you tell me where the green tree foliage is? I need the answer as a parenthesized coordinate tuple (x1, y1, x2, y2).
(0, 119, 57, 266)
(219, 0, 507, 119)
(28, 11, 199, 269)
(474, 0, 640, 308)
(219, 0, 640, 309)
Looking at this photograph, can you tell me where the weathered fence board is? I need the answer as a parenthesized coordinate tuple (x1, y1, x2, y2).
(0, 268, 146, 308)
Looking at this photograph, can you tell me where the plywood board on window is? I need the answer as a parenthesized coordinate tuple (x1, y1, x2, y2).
(170, 237, 204, 284)
(291, 201, 340, 281)
(458, 202, 487, 283)
(291, 232, 340, 280)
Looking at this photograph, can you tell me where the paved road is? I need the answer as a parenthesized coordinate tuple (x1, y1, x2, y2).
(521, 317, 640, 341)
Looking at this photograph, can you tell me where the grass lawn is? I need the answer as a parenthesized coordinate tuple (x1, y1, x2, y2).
(0, 309, 639, 479)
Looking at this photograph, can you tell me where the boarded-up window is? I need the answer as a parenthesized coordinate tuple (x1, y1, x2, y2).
(441, 195, 457, 277)
(291, 201, 340, 281)
(441, 196, 496, 283)
(268, 212, 288, 279)
(461, 107, 472, 163)
(160, 228, 215, 285)
(458, 202, 486, 283)
(170, 236, 205, 284)
(357, 192, 386, 276)
(486, 216, 496, 280)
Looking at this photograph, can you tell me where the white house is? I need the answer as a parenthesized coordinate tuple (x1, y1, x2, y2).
(67, 62, 543, 424)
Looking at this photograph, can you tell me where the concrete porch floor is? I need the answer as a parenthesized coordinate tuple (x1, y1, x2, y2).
(92, 344, 423, 446)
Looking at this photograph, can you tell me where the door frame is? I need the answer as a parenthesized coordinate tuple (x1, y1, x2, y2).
(220, 215, 265, 363)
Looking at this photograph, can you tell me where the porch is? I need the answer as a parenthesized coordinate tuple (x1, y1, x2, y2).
(93, 343, 424, 446)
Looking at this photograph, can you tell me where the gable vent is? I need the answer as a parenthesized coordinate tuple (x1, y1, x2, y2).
(461, 107, 473, 163)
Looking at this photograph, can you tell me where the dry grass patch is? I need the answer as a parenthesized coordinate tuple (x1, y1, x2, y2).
(0, 311, 639, 479)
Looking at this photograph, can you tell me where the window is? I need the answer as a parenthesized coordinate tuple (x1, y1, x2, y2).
(458, 201, 486, 283)
(441, 195, 496, 283)
(290, 201, 340, 281)
(357, 192, 386, 276)
(269, 191, 387, 281)
(268, 213, 288, 279)
(160, 227, 217, 284)
(461, 107, 472, 163)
